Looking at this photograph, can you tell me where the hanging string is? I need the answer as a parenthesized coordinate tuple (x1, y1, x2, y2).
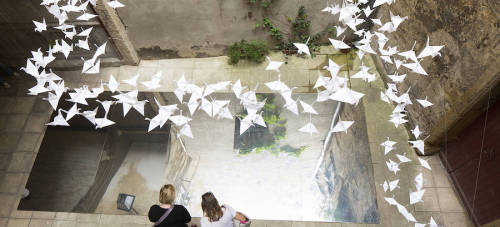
(472, 88, 492, 212)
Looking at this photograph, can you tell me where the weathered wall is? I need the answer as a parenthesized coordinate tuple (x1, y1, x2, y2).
(117, 0, 341, 58)
(0, 1, 122, 68)
(374, 0, 500, 150)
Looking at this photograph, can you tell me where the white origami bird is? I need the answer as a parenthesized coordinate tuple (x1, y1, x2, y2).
(265, 56, 283, 72)
(33, 18, 47, 33)
(46, 109, 70, 126)
(417, 36, 444, 59)
(416, 97, 433, 108)
(95, 117, 115, 129)
(180, 123, 194, 138)
(414, 173, 424, 190)
(77, 27, 93, 37)
(411, 125, 422, 139)
(328, 37, 350, 50)
(107, 75, 119, 92)
(80, 107, 98, 125)
(332, 119, 354, 133)
(43, 92, 61, 110)
(409, 139, 425, 155)
(293, 37, 311, 56)
(380, 137, 396, 155)
(386, 159, 401, 174)
(388, 179, 400, 192)
(387, 73, 406, 83)
(396, 154, 412, 163)
(329, 85, 365, 105)
(77, 12, 97, 21)
(122, 74, 140, 87)
(409, 189, 425, 204)
(265, 75, 290, 93)
(107, 0, 125, 8)
(232, 80, 246, 99)
(299, 122, 319, 136)
(61, 103, 80, 121)
(418, 157, 432, 170)
(299, 100, 318, 115)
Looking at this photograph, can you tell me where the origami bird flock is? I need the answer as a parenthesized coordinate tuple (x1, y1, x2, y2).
(23, 0, 443, 225)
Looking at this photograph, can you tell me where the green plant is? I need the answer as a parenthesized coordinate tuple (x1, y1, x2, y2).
(261, 18, 284, 41)
(248, 0, 257, 3)
(228, 40, 270, 65)
(261, 0, 272, 8)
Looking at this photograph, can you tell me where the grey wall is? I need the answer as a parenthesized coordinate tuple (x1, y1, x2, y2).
(374, 0, 500, 148)
(116, 0, 340, 58)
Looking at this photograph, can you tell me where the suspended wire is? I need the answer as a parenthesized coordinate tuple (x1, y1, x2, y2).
(472, 88, 492, 211)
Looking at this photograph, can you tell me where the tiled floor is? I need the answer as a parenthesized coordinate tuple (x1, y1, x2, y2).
(0, 48, 474, 226)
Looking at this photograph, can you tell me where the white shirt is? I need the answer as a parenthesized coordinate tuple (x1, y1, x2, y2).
(200, 204, 236, 227)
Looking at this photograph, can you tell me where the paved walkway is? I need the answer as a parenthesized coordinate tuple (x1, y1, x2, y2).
(0, 48, 473, 226)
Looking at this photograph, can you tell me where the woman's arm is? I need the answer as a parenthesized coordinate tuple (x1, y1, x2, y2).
(181, 205, 192, 223)
(234, 212, 248, 222)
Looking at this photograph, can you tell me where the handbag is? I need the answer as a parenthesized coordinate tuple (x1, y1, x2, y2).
(154, 205, 174, 226)
(233, 212, 251, 227)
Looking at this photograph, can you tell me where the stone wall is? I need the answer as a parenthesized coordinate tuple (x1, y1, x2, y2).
(374, 0, 500, 151)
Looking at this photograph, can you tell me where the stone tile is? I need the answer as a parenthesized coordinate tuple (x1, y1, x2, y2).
(407, 164, 435, 188)
(28, 219, 54, 227)
(4, 115, 28, 132)
(0, 218, 6, 227)
(16, 133, 40, 152)
(442, 212, 473, 227)
(0, 173, 24, 193)
(413, 211, 444, 226)
(99, 214, 123, 224)
(31, 98, 52, 114)
(31, 211, 55, 219)
(76, 213, 100, 223)
(414, 188, 441, 212)
(53, 220, 76, 227)
(436, 188, 464, 212)
(341, 223, 367, 227)
(292, 221, 342, 227)
(116, 223, 148, 227)
(23, 114, 48, 133)
(0, 133, 21, 153)
(6, 219, 30, 227)
(76, 222, 98, 227)
(0, 153, 11, 171)
(54, 212, 77, 221)
(430, 163, 452, 188)
(0, 194, 15, 217)
(265, 220, 292, 227)
(0, 115, 7, 132)
(9, 210, 32, 219)
(188, 217, 200, 226)
(119, 215, 149, 224)
(11, 97, 35, 114)
(0, 98, 16, 114)
(249, 219, 266, 227)
(7, 152, 34, 173)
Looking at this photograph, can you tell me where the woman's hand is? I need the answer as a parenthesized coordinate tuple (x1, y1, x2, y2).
(234, 212, 248, 223)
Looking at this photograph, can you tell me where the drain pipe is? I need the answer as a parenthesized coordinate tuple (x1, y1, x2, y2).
(313, 101, 344, 178)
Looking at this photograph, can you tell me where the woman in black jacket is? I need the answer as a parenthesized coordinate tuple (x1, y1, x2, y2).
(148, 184, 192, 227)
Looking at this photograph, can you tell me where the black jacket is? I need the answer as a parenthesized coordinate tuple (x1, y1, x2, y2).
(148, 204, 191, 227)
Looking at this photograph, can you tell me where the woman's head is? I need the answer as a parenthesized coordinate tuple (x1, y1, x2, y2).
(201, 192, 223, 222)
(159, 184, 176, 205)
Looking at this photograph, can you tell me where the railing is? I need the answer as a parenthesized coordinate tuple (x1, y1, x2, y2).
(313, 101, 344, 178)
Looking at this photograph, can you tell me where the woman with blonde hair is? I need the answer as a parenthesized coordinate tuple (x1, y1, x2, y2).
(200, 192, 248, 227)
(148, 184, 192, 227)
